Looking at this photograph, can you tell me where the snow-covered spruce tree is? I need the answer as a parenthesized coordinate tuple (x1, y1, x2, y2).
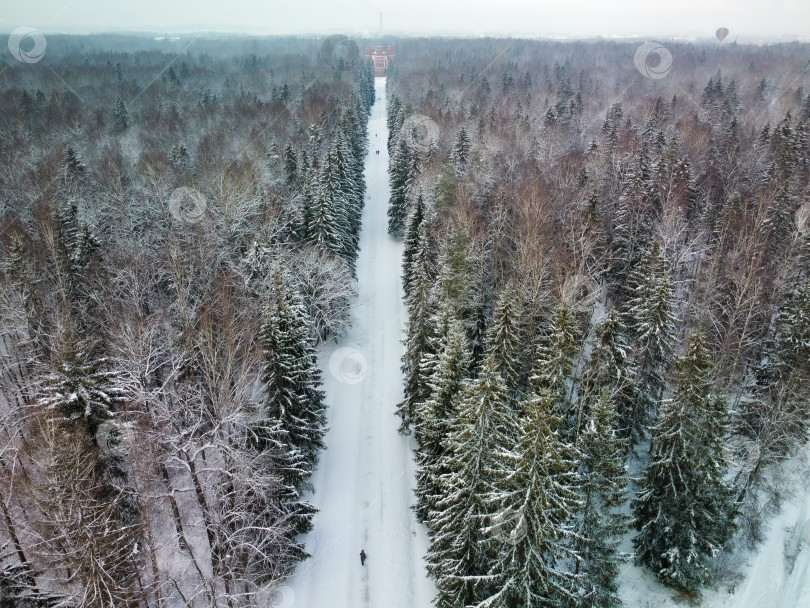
(388, 136, 413, 237)
(343, 101, 368, 194)
(398, 225, 437, 434)
(63, 145, 88, 185)
(402, 192, 427, 298)
(413, 319, 471, 525)
(405, 135, 422, 195)
(36, 321, 142, 604)
(413, 301, 454, 442)
(307, 102, 370, 264)
(330, 133, 363, 265)
(387, 103, 406, 156)
(426, 355, 517, 608)
(113, 96, 129, 132)
(477, 387, 583, 608)
(622, 241, 676, 445)
(310, 145, 348, 261)
(484, 284, 524, 401)
(40, 320, 123, 436)
(283, 142, 298, 189)
(576, 308, 632, 441)
(434, 230, 487, 365)
(359, 59, 375, 110)
(55, 199, 100, 283)
(298, 169, 317, 242)
(575, 387, 630, 608)
(752, 274, 810, 449)
(259, 268, 327, 482)
(607, 161, 655, 305)
(632, 329, 736, 591)
(452, 127, 471, 175)
(532, 299, 580, 429)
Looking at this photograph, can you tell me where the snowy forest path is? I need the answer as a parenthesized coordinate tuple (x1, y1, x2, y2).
(286, 78, 436, 608)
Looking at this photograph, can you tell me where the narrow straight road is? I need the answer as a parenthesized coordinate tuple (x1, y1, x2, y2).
(287, 78, 436, 608)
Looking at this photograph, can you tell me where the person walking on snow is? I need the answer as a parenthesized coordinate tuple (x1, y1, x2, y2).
(360, 549, 367, 566)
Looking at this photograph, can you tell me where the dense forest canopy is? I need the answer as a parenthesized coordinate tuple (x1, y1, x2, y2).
(0, 35, 373, 605)
(0, 31, 809, 607)
(385, 37, 810, 607)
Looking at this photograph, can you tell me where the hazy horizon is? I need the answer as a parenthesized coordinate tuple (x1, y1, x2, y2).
(1, 0, 809, 41)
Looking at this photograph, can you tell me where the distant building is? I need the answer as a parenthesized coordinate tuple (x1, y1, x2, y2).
(365, 46, 394, 76)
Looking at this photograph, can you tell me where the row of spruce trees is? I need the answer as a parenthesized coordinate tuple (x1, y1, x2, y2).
(385, 39, 810, 607)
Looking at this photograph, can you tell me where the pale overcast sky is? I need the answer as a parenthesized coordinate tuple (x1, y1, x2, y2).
(1, 0, 808, 40)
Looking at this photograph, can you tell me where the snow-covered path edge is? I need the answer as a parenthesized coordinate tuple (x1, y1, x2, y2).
(286, 78, 436, 608)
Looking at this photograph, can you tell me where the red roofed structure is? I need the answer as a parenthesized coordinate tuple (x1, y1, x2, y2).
(365, 46, 394, 76)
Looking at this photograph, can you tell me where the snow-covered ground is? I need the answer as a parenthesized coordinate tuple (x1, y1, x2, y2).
(620, 446, 810, 608)
(286, 78, 436, 608)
